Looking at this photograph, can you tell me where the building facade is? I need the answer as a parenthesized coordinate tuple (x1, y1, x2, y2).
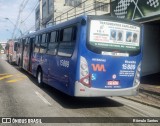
(111, 0, 160, 77)
(35, 0, 110, 30)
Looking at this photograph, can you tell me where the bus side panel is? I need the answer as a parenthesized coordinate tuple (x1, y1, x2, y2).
(47, 51, 78, 96)
(32, 52, 42, 77)
(48, 56, 71, 95)
(68, 23, 81, 96)
(47, 25, 80, 96)
(40, 54, 49, 84)
(74, 21, 88, 96)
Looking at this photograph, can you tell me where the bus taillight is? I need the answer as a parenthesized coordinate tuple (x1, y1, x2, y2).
(80, 74, 91, 88)
(133, 62, 141, 86)
(80, 56, 91, 87)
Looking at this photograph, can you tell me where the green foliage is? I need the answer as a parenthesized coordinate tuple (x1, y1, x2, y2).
(0, 44, 3, 50)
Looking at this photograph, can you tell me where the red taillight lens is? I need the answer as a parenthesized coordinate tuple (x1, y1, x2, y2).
(79, 74, 91, 88)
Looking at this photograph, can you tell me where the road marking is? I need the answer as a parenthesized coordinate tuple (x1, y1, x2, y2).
(7, 76, 26, 83)
(0, 75, 8, 77)
(0, 73, 27, 83)
(0, 73, 9, 77)
(0, 75, 13, 80)
(35, 91, 52, 106)
(0, 73, 8, 75)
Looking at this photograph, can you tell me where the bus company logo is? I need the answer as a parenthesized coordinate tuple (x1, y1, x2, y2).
(91, 64, 106, 72)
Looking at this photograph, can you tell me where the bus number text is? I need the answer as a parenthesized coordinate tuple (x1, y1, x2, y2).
(60, 60, 69, 68)
(122, 64, 135, 70)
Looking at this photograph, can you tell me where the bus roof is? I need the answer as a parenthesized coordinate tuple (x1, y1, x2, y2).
(21, 15, 140, 38)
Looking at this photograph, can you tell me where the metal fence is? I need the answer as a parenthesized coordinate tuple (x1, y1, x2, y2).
(54, 0, 110, 24)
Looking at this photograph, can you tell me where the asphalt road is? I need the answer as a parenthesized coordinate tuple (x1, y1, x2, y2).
(0, 54, 159, 126)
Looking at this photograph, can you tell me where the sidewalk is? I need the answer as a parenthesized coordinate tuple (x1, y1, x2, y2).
(140, 73, 160, 97)
(122, 74, 160, 109)
(139, 83, 160, 96)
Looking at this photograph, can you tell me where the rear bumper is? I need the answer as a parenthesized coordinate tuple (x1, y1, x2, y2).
(74, 81, 139, 97)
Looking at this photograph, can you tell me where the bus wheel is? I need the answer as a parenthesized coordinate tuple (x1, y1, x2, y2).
(9, 56, 13, 65)
(37, 69, 44, 87)
(18, 60, 22, 70)
(18, 59, 20, 66)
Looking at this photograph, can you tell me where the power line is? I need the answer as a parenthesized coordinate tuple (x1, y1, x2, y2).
(21, 1, 39, 23)
(12, 0, 30, 39)
(23, 24, 35, 35)
(16, 0, 39, 38)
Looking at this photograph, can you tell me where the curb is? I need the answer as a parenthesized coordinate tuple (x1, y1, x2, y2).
(139, 88, 160, 96)
(122, 88, 160, 109)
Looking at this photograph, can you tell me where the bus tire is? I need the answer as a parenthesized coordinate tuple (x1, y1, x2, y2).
(18, 59, 22, 70)
(37, 68, 44, 87)
(18, 59, 20, 66)
(9, 56, 12, 65)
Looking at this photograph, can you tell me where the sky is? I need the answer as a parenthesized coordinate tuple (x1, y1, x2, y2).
(0, 0, 39, 42)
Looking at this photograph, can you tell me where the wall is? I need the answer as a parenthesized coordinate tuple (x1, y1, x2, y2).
(141, 24, 160, 76)
(35, 0, 110, 29)
(54, 0, 110, 24)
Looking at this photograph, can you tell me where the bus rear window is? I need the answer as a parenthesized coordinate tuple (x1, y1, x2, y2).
(88, 20, 141, 56)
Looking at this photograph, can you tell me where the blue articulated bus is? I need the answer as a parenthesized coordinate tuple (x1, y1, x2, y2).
(18, 15, 142, 97)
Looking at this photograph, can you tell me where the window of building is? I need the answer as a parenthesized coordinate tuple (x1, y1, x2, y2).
(58, 26, 77, 57)
(95, 1, 109, 12)
(48, 0, 53, 14)
(65, 0, 82, 8)
(42, 2, 47, 19)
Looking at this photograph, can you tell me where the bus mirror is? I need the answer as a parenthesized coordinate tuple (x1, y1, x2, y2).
(81, 18, 86, 25)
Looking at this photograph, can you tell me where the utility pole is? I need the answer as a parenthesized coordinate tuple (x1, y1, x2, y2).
(53, 0, 55, 25)
(40, 0, 43, 29)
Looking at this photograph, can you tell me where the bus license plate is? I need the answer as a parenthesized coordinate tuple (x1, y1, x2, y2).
(107, 81, 119, 86)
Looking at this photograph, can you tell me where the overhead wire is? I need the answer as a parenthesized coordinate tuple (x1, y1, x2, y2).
(13, 0, 30, 38)
(21, 1, 39, 23)
(15, 0, 39, 38)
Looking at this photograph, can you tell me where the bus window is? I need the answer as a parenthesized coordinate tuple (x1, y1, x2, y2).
(50, 31, 57, 42)
(31, 37, 35, 50)
(62, 27, 72, 41)
(14, 42, 18, 51)
(40, 34, 47, 53)
(47, 31, 58, 55)
(23, 38, 29, 56)
(34, 36, 40, 53)
(58, 26, 77, 57)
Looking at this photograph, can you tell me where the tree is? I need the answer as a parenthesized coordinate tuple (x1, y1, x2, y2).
(0, 44, 3, 50)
